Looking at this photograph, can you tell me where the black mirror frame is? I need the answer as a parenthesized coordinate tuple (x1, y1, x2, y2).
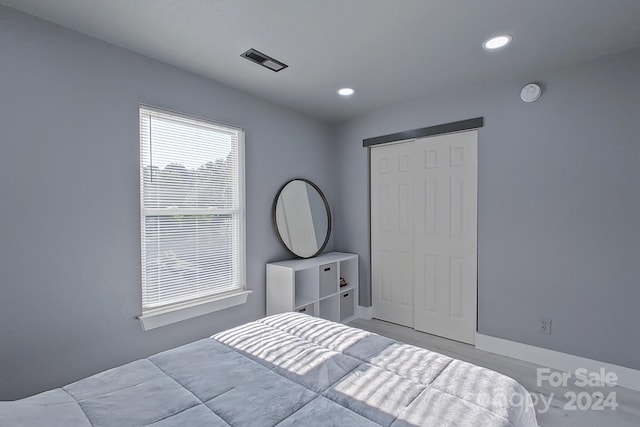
(272, 178, 332, 259)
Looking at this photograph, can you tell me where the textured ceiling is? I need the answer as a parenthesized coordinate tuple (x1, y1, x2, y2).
(3, 0, 640, 122)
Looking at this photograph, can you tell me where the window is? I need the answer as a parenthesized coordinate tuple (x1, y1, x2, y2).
(138, 106, 247, 330)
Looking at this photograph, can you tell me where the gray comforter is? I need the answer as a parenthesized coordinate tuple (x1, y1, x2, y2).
(0, 313, 538, 426)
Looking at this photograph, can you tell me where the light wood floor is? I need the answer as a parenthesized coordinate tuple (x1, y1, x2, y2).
(349, 318, 640, 427)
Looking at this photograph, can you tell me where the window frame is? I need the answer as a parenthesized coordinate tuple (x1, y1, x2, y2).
(137, 105, 248, 330)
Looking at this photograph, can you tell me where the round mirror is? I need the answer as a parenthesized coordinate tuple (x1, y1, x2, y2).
(273, 179, 331, 258)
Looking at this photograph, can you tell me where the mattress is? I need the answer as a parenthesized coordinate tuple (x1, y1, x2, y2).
(0, 313, 538, 426)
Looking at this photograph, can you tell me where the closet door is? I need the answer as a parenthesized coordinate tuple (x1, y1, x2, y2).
(370, 142, 415, 327)
(413, 131, 477, 344)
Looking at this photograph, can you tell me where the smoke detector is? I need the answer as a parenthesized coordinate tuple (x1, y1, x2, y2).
(520, 83, 542, 103)
(241, 48, 288, 72)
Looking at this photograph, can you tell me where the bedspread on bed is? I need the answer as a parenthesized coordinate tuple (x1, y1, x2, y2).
(0, 313, 538, 427)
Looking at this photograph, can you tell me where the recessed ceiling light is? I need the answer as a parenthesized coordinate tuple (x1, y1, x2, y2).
(337, 87, 355, 96)
(483, 35, 512, 50)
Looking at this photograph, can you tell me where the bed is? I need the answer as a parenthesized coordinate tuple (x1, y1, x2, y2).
(0, 312, 537, 426)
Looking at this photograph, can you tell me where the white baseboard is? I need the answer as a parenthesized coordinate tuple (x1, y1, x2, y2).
(476, 333, 640, 392)
(357, 305, 373, 320)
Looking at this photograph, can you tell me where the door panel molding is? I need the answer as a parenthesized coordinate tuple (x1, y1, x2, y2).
(371, 142, 415, 327)
(370, 130, 478, 344)
(413, 131, 477, 344)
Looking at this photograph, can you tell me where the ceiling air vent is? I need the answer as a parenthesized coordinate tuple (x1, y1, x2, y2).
(241, 48, 288, 72)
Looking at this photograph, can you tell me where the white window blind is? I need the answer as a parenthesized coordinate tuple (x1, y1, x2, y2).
(139, 107, 244, 313)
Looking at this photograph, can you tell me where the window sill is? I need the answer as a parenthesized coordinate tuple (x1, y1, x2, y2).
(138, 290, 252, 331)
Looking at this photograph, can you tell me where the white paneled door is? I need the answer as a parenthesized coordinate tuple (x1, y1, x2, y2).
(371, 131, 477, 344)
(371, 141, 415, 327)
(412, 132, 477, 344)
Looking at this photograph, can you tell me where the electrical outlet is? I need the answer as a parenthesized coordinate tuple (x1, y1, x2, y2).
(539, 318, 552, 334)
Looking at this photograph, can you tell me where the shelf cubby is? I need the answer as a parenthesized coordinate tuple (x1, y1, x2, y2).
(267, 252, 358, 324)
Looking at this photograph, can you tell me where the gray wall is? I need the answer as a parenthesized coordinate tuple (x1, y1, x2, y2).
(334, 48, 640, 370)
(2, 2, 639, 402)
(0, 6, 337, 400)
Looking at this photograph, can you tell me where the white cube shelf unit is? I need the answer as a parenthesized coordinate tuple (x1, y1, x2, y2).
(266, 252, 358, 323)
